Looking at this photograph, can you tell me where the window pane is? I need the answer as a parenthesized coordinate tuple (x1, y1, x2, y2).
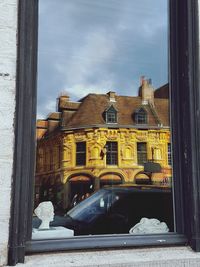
(106, 141, 118, 165)
(137, 142, 147, 165)
(168, 143, 172, 166)
(33, 0, 173, 239)
(76, 142, 86, 166)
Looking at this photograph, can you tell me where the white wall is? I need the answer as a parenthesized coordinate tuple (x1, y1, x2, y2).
(0, 0, 18, 265)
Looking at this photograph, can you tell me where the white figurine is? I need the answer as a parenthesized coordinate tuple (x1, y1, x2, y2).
(33, 201, 74, 239)
(129, 217, 169, 234)
(34, 201, 54, 229)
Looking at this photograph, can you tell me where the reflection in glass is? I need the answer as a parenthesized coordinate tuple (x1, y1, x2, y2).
(33, 0, 172, 238)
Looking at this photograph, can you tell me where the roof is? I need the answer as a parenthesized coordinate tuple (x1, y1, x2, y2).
(62, 94, 169, 128)
(47, 112, 61, 120)
(37, 84, 170, 139)
(154, 83, 169, 99)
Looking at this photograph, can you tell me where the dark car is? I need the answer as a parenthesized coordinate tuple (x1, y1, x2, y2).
(32, 186, 173, 236)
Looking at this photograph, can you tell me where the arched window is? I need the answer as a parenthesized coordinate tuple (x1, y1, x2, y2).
(134, 107, 147, 124)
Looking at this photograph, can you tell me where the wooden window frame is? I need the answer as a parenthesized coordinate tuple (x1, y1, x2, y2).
(8, 0, 200, 265)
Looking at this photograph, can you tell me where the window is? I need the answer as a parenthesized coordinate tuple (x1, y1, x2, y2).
(106, 142, 118, 165)
(8, 0, 200, 265)
(107, 112, 117, 123)
(137, 143, 147, 165)
(135, 108, 147, 124)
(105, 105, 117, 123)
(167, 143, 172, 166)
(76, 142, 86, 166)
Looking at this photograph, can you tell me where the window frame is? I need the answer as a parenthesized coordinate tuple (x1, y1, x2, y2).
(167, 143, 172, 166)
(8, 0, 200, 265)
(105, 105, 118, 124)
(106, 141, 118, 165)
(135, 107, 148, 124)
(76, 142, 86, 166)
(107, 112, 117, 123)
(137, 142, 147, 165)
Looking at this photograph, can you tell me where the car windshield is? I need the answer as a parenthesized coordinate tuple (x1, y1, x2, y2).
(67, 189, 120, 223)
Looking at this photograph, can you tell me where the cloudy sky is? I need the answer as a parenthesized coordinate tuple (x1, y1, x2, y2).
(37, 0, 168, 118)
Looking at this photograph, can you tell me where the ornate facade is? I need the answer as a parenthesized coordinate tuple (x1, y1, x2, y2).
(35, 78, 172, 212)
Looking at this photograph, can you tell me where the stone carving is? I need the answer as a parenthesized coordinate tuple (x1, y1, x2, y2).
(136, 131, 148, 141)
(88, 142, 102, 160)
(105, 130, 118, 140)
(63, 144, 72, 162)
(129, 217, 169, 234)
(34, 201, 54, 229)
(152, 146, 162, 160)
(121, 144, 134, 159)
(74, 133, 85, 141)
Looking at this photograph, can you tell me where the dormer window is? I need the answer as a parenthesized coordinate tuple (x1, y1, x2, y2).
(134, 107, 147, 124)
(104, 105, 117, 123)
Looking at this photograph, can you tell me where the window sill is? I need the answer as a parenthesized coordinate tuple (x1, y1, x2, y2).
(17, 246, 200, 267)
(25, 233, 186, 253)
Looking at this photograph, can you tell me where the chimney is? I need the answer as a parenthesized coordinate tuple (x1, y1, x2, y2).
(57, 93, 70, 112)
(107, 91, 116, 102)
(140, 77, 154, 106)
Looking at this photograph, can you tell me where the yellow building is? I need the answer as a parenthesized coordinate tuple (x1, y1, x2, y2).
(35, 78, 172, 212)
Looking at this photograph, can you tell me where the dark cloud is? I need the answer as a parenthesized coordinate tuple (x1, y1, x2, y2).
(37, 0, 168, 118)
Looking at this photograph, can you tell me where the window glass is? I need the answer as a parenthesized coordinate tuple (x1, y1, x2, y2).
(33, 0, 173, 239)
(106, 141, 118, 165)
(135, 108, 147, 124)
(137, 142, 147, 165)
(76, 142, 86, 166)
(168, 143, 172, 166)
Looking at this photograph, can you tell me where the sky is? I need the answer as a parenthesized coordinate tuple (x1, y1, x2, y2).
(37, 0, 168, 118)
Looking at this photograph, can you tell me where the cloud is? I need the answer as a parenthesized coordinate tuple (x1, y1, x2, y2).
(37, 99, 57, 119)
(37, 0, 168, 118)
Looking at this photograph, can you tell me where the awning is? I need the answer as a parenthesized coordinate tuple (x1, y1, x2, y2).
(70, 176, 91, 182)
(135, 173, 150, 180)
(100, 174, 122, 181)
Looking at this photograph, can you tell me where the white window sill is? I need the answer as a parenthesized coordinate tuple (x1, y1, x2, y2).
(13, 246, 200, 267)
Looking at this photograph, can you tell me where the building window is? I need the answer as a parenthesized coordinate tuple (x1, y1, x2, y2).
(135, 107, 147, 124)
(106, 142, 118, 165)
(107, 112, 117, 123)
(104, 105, 117, 123)
(137, 142, 147, 165)
(168, 143, 172, 165)
(76, 142, 86, 166)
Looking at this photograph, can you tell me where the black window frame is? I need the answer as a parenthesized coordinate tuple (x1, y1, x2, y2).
(106, 141, 118, 165)
(76, 142, 86, 166)
(8, 0, 200, 265)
